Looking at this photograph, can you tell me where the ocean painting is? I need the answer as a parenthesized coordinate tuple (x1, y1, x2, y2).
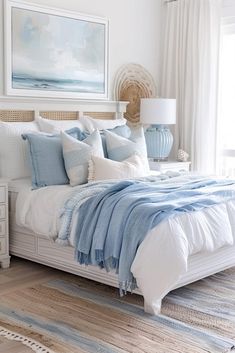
(10, 6, 107, 98)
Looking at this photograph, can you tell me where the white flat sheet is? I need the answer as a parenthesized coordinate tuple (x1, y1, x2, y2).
(14, 176, 235, 314)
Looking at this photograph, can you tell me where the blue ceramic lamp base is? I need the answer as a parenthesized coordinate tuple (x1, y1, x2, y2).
(144, 125, 173, 161)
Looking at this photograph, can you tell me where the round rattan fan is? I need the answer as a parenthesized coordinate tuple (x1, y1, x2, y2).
(113, 63, 157, 125)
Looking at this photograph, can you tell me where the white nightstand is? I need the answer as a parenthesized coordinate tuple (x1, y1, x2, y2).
(149, 160, 191, 173)
(0, 181, 10, 269)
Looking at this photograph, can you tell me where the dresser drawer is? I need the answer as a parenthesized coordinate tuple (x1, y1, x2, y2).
(0, 221, 6, 236)
(0, 238, 6, 255)
(0, 205, 6, 219)
(0, 187, 6, 203)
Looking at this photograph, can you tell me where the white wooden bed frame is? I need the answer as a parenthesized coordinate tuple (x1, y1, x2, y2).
(8, 215, 235, 313)
(2, 97, 235, 314)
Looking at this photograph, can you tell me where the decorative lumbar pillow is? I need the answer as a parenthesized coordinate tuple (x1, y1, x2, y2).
(61, 129, 104, 186)
(104, 126, 148, 161)
(0, 121, 39, 179)
(36, 116, 84, 133)
(80, 115, 127, 133)
(88, 154, 150, 182)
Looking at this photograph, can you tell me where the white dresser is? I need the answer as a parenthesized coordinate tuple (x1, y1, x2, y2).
(0, 181, 10, 269)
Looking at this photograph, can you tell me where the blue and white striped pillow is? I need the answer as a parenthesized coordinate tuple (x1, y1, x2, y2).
(61, 129, 104, 186)
(104, 126, 147, 161)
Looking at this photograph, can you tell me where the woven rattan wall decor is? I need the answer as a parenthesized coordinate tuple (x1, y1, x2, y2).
(113, 63, 157, 125)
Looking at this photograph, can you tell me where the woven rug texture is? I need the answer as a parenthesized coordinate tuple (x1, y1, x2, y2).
(1, 266, 235, 353)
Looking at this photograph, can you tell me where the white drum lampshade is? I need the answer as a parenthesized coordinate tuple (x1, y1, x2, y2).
(140, 98, 176, 160)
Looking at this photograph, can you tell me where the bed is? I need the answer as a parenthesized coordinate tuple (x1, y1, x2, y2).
(2, 99, 235, 315)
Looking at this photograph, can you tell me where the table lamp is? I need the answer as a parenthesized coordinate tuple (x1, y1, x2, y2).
(140, 98, 176, 161)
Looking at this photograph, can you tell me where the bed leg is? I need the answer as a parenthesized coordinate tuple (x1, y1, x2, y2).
(144, 299, 162, 315)
(0, 256, 11, 269)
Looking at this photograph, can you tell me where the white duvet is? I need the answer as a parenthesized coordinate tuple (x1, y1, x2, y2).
(15, 175, 235, 314)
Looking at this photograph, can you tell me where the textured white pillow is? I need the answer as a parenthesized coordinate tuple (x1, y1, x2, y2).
(0, 121, 39, 179)
(88, 154, 150, 182)
(36, 116, 84, 133)
(61, 129, 104, 186)
(80, 115, 127, 133)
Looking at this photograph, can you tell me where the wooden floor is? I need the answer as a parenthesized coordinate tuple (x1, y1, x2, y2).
(0, 257, 61, 353)
(0, 257, 59, 297)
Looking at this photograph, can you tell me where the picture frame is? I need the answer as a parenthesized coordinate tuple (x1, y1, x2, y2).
(4, 0, 109, 100)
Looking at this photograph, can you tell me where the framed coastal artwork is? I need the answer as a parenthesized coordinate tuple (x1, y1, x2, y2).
(4, 0, 109, 99)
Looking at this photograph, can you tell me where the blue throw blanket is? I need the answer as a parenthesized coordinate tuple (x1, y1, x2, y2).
(73, 177, 235, 293)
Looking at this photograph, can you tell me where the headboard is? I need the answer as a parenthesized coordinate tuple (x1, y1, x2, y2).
(0, 97, 128, 122)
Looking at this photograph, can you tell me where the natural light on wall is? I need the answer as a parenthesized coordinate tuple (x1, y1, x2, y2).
(217, 28, 235, 177)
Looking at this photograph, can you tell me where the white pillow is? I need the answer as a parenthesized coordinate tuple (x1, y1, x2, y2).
(0, 121, 39, 179)
(80, 115, 127, 133)
(61, 129, 104, 186)
(36, 116, 84, 133)
(88, 154, 150, 182)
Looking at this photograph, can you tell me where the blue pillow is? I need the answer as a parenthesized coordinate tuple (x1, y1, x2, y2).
(67, 127, 87, 140)
(109, 125, 131, 138)
(78, 124, 131, 158)
(22, 128, 81, 189)
(65, 125, 131, 158)
(104, 127, 148, 161)
(102, 125, 131, 156)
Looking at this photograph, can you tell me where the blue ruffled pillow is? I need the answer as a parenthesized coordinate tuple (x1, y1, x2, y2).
(22, 128, 82, 189)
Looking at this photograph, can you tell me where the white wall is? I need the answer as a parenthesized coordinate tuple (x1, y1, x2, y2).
(0, 0, 163, 99)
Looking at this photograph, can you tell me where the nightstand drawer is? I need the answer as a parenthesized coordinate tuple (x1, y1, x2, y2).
(0, 238, 6, 255)
(149, 160, 191, 173)
(0, 187, 6, 203)
(0, 221, 6, 236)
(0, 205, 6, 219)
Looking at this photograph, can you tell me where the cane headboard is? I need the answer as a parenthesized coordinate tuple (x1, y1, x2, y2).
(0, 98, 128, 122)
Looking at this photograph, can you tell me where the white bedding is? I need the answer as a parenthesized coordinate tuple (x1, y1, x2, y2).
(14, 176, 235, 314)
(14, 181, 75, 238)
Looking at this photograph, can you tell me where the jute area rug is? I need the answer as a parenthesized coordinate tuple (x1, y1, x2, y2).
(0, 261, 235, 353)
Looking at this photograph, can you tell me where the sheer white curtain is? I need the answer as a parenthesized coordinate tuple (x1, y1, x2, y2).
(161, 0, 221, 173)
